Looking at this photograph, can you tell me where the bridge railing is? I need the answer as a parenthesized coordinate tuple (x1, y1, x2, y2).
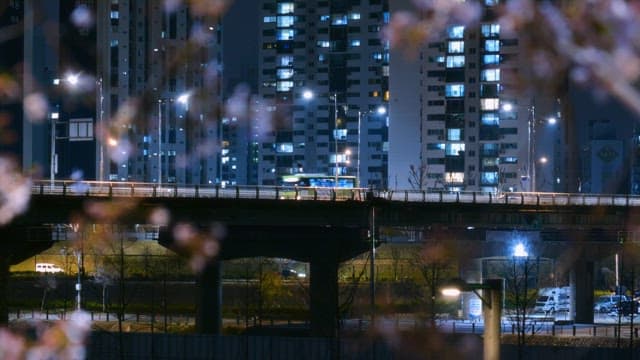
(31, 181, 368, 202)
(31, 181, 640, 206)
(381, 189, 640, 207)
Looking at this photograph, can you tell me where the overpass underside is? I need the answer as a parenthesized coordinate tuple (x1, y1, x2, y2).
(160, 224, 371, 337)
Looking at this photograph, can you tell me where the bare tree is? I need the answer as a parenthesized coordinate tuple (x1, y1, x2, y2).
(408, 160, 428, 190)
(413, 239, 457, 327)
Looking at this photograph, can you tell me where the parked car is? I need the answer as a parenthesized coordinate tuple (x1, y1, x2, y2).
(35, 263, 64, 273)
(594, 294, 629, 313)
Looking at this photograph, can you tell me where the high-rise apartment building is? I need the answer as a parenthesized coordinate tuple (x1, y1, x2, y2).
(95, 1, 222, 184)
(256, 0, 390, 188)
(389, 0, 563, 193)
(0, 1, 97, 181)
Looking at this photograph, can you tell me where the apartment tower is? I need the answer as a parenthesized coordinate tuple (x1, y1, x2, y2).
(257, 0, 390, 188)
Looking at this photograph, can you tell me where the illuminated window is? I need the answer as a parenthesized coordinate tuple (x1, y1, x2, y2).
(277, 68, 294, 79)
(333, 128, 348, 140)
(276, 143, 293, 153)
(481, 113, 500, 125)
(332, 15, 347, 25)
(481, 69, 500, 81)
(317, 40, 330, 48)
(279, 55, 294, 66)
(277, 3, 294, 14)
(483, 54, 501, 65)
(445, 84, 464, 97)
(481, 24, 500, 37)
(445, 172, 465, 183)
(278, 16, 295, 27)
(350, 39, 361, 47)
(446, 55, 465, 68)
(277, 29, 295, 40)
(447, 128, 462, 141)
(447, 25, 464, 39)
(445, 143, 465, 156)
(277, 81, 294, 92)
(448, 40, 464, 53)
(263, 16, 276, 23)
(481, 98, 500, 111)
(349, 13, 361, 20)
(485, 39, 500, 52)
(481, 172, 498, 185)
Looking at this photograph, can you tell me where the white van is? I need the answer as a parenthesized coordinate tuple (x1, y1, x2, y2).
(35, 263, 64, 273)
(533, 287, 570, 314)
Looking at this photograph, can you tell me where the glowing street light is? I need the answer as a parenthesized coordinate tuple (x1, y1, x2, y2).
(65, 73, 80, 87)
(441, 278, 504, 360)
(357, 105, 386, 187)
(513, 242, 529, 258)
(302, 89, 314, 101)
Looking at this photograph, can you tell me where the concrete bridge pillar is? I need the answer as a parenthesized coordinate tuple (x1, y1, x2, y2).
(571, 258, 594, 324)
(196, 260, 222, 334)
(310, 258, 338, 337)
(0, 253, 9, 325)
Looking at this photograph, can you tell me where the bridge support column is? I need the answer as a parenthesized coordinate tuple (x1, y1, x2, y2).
(0, 253, 9, 325)
(571, 259, 594, 324)
(196, 260, 222, 334)
(310, 258, 338, 337)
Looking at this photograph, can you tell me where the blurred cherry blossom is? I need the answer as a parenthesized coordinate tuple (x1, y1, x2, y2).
(0, 158, 31, 225)
(70, 4, 94, 30)
(384, 0, 640, 115)
(23, 92, 49, 123)
(173, 222, 222, 272)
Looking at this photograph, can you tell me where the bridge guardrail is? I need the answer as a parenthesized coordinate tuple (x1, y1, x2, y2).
(31, 181, 640, 206)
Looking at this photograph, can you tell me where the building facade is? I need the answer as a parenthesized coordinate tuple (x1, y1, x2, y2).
(389, 0, 563, 193)
(256, 0, 390, 188)
(95, 0, 222, 184)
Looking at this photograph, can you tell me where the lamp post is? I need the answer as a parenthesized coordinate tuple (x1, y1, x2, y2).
(357, 111, 362, 186)
(97, 77, 104, 182)
(501, 102, 558, 192)
(529, 105, 536, 192)
(157, 99, 163, 187)
(442, 278, 504, 360)
(331, 92, 338, 185)
(357, 106, 386, 187)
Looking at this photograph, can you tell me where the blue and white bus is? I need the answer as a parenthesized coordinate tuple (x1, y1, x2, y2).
(280, 173, 357, 188)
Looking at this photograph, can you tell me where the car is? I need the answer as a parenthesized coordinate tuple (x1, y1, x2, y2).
(35, 263, 64, 273)
(594, 294, 629, 313)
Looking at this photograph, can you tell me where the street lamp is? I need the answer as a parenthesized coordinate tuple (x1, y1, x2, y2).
(442, 278, 504, 360)
(330, 92, 338, 185)
(157, 99, 163, 187)
(97, 76, 104, 182)
(501, 102, 558, 192)
(357, 106, 386, 187)
(53, 72, 105, 183)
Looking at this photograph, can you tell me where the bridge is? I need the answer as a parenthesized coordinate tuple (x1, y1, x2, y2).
(2, 180, 640, 336)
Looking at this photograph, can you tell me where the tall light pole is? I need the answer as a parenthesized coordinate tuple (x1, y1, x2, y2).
(50, 111, 56, 188)
(50, 73, 81, 187)
(442, 279, 504, 360)
(357, 106, 386, 187)
(331, 92, 338, 185)
(358, 111, 362, 187)
(529, 105, 536, 192)
(158, 99, 163, 187)
(97, 77, 104, 182)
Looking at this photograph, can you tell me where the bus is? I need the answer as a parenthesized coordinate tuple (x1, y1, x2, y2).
(279, 173, 360, 200)
(280, 173, 358, 188)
